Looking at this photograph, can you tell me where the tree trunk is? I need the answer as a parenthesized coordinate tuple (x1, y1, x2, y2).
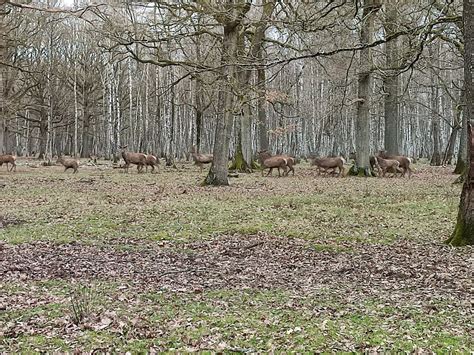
(38, 109, 48, 160)
(81, 113, 92, 158)
(257, 55, 269, 152)
(231, 107, 252, 173)
(383, 0, 400, 155)
(454, 90, 467, 174)
(255, 0, 274, 152)
(443, 96, 462, 166)
(195, 81, 203, 152)
(448, 0, 474, 246)
(354, 0, 379, 176)
(0, 1, 7, 154)
(205, 81, 234, 185)
(205, 1, 249, 186)
(430, 78, 442, 166)
(443, 124, 460, 165)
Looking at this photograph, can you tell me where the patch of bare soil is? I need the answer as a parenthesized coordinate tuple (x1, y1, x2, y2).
(1, 234, 472, 304)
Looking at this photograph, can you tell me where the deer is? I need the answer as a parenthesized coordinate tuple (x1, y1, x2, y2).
(258, 150, 295, 176)
(56, 155, 79, 174)
(191, 146, 213, 172)
(120, 146, 147, 173)
(310, 156, 345, 177)
(0, 154, 16, 172)
(374, 156, 403, 177)
(144, 154, 160, 173)
(257, 150, 289, 177)
(377, 150, 413, 178)
(278, 154, 296, 176)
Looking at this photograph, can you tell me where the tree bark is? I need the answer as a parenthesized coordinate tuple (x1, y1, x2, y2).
(354, 0, 379, 176)
(383, 0, 400, 155)
(448, 0, 474, 246)
(257, 50, 269, 152)
(0, 0, 7, 154)
(205, 1, 250, 186)
(454, 90, 467, 174)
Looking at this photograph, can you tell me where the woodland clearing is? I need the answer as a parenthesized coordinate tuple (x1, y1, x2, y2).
(0, 161, 473, 352)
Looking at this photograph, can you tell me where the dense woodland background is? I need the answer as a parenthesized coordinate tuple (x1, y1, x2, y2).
(0, 0, 466, 169)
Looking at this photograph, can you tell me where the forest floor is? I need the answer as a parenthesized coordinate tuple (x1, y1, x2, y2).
(0, 159, 473, 352)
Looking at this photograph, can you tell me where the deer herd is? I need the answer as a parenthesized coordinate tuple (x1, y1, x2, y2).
(0, 147, 413, 178)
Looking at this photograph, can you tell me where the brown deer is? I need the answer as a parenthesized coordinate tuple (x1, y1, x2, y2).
(144, 154, 160, 173)
(0, 154, 16, 172)
(374, 156, 403, 177)
(191, 146, 213, 172)
(120, 146, 147, 173)
(310, 156, 345, 177)
(257, 150, 289, 177)
(56, 156, 79, 173)
(279, 154, 296, 176)
(378, 150, 413, 178)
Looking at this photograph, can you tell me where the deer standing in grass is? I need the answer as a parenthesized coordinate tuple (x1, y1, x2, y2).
(374, 156, 402, 177)
(120, 146, 147, 173)
(310, 156, 345, 177)
(191, 146, 213, 172)
(377, 150, 413, 178)
(56, 156, 79, 173)
(257, 150, 289, 177)
(0, 154, 16, 172)
(144, 154, 160, 173)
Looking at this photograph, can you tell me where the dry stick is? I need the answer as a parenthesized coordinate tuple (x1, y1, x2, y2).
(158, 268, 214, 279)
(241, 241, 264, 250)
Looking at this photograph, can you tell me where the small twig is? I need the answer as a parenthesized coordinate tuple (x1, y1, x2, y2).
(158, 268, 211, 278)
(242, 241, 264, 250)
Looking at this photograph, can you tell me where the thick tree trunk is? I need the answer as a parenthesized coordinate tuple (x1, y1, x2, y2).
(354, 1, 378, 176)
(231, 108, 252, 173)
(205, 84, 234, 186)
(448, 0, 474, 246)
(383, 0, 400, 155)
(205, 1, 250, 186)
(205, 30, 238, 184)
